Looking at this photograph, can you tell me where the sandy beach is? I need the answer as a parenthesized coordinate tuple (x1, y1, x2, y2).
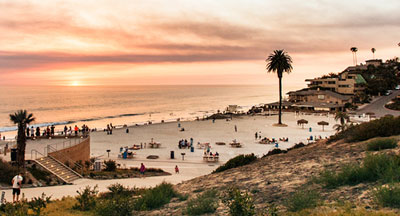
(1, 112, 338, 201)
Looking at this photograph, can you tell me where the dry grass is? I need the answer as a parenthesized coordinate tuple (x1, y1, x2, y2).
(42, 197, 94, 216)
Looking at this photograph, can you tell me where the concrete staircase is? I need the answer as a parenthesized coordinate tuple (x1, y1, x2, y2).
(34, 156, 82, 184)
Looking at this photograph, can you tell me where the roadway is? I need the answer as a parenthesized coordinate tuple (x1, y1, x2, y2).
(355, 90, 400, 118)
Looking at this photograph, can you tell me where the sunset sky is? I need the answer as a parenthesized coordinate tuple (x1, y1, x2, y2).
(0, 0, 399, 86)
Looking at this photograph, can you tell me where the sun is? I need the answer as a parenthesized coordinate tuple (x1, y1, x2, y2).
(71, 81, 80, 86)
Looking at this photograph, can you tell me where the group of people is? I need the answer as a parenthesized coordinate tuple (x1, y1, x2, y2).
(178, 138, 193, 149)
(64, 124, 90, 136)
(24, 124, 90, 140)
(25, 125, 55, 139)
(203, 151, 219, 157)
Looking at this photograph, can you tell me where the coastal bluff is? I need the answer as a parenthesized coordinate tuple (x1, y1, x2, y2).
(140, 136, 400, 215)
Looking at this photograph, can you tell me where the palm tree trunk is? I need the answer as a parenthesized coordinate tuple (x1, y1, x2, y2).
(355, 53, 357, 65)
(17, 124, 26, 168)
(278, 76, 282, 125)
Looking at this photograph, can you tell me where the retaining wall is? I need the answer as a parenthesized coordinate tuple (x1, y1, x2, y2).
(48, 137, 90, 164)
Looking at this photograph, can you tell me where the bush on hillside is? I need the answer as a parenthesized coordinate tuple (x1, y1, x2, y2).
(186, 189, 219, 215)
(100, 183, 139, 199)
(329, 115, 400, 143)
(367, 138, 398, 151)
(222, 187, 256, 216)
(73, 185, 98, 211)
(134, 182, 178, 211)
(317, 153, 400, 188)
(213, 154, 257, 173)
(96, 185, 135, 216)
(284, 189, 320, 212)
(372, 184, 400, 208)
(0, 159, 19, 185)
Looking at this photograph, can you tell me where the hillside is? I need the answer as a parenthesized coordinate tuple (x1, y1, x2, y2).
(141, 137, 400, 215)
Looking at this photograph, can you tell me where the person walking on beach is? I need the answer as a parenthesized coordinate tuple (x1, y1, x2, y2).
(175, 165, 179, 174)
(4, 143, 8, 156)
(140, 163, 146, 175)
(74, 125, 78, 136)
(51, 125, 55, 136)
(36, 127, 40, 137)
(46, 126, 50, 138)
(64, 125, 68, 135)
(30, 126, 34, 139)
(234, 125, 237, 132)
(26, 126, 30, 137)
(255, 132, 258, 140)
(12, 172, 23, 202)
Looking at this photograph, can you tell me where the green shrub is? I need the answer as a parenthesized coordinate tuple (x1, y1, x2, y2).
(102, 183, 138, 199)
(0, 200, 29, 216)
(367, 138, 397, 151)
(222, 187, 255, 216)
(96, 196, 135, 216)
(0, 159, 19, 185)
(330, 115, 400, 143)
(95, 183, 136, 216)
(186, 190, 219, 215)
(372, 184, 400, 208)
(0, 193, 51, 216)
(27, 193, 52, 216)
(213, 154, 257, 173)
(284, 189, 320, 212)
(73, 185, 98, 211)
(134, 182, 178, 211)
(317, 153, 400, 188)
(103, 160, 117, 172)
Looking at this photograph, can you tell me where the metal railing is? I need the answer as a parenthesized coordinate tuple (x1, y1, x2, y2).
(31, 149, 46, 160)
(44, 136, 86, 155)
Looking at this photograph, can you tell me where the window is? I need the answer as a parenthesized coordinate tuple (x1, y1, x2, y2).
(318, 95, 325, 100)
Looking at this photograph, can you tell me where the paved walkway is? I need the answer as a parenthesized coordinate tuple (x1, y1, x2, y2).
(355, 90, 400, 118)
(2, 162, 214, 202)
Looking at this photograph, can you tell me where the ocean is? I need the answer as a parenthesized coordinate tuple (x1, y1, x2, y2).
(0, 84, 302, 138)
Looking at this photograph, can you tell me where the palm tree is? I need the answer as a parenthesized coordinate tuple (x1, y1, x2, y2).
(334, 111, 349, 131)
(266, 50, 293, 125)
(333, 123, 347, 133)
(371, 48, 376, 59)
(350, 47, 358, 65)
(10, 110, 35, 168)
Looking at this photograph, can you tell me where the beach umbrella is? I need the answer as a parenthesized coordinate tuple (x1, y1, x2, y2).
(317, 121, 329, 131)
(297, 119, 308, 129)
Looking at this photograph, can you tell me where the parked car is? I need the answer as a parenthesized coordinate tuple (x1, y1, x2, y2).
(385, 90, 393, 96)
(395, 85, 400, 90)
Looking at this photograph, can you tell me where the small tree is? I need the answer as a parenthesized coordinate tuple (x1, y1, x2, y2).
(10, 110, 35, 168)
